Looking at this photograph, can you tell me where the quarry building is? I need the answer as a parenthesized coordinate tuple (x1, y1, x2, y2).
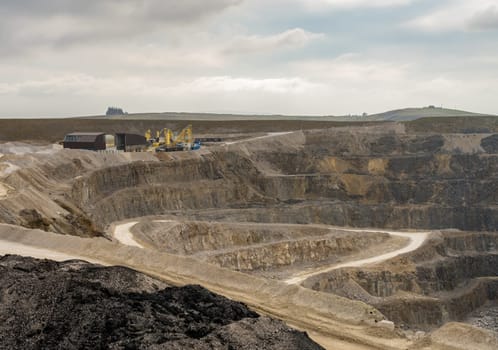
(62, 125, 200, 153)
(115, 133, 147, 152)
(63, 132, 147, 151)
(63, 132, 106, 151)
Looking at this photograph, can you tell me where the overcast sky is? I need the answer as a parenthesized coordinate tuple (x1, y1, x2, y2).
(0, 0, 497, 117)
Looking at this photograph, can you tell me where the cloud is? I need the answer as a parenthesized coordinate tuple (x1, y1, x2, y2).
(0, 0, 242, 54)
(0, 72, 325, 116)
(297, 0, 413, 10)
(406, 1, 498, 32)
(291, 54, 409, 83)
(106, 28, 323, 73)
(110, 28, 322, 72)
(0, 73, 319, 99)
(0, 74, 127, 97)
(1, 0, 497, 117)
(186, 76, 321, 94)
(0, 0, 242, 21)
(223, 28, 324, 54)
(0, 84, 16, 95)
(468, 5, 498, 30)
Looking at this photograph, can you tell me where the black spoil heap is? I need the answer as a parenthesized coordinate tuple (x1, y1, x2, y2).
(0, 255, 323, 350)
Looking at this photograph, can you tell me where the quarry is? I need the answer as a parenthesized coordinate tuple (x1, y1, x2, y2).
(0, 115, 498, 349)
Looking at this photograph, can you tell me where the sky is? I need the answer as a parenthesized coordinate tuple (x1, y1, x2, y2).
(0, 0, 497, 117)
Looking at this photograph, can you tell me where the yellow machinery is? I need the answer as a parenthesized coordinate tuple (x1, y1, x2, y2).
(144, 129, 162, 147)
(163, 128, 174, 147)
(146, 124, 197, 152)
(173, 124, 193, 149)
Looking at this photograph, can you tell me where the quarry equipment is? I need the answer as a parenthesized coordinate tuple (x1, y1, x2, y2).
(145, 129, 156, 143)
(145, 129, 161, 147)
(174, 124, 193, 149)
(154, 124, 200, 152)
(191, 140, 201, 150)
(163, 128, 174, 147)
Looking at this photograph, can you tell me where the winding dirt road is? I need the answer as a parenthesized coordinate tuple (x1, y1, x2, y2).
(285, 229, 430, 285)
(111, 222, 429, 287)
(113, 221, 143, 248)
(224, 132, 293, 145)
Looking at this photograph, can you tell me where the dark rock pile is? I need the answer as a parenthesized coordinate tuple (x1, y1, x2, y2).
(0, 255, 323, 350)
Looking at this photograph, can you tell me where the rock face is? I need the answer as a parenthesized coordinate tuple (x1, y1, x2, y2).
(0, 255, 323, 350)
(303, 231, 498, 331)
(1, 129, 498, 235)
(481, 134, 498, 153)
(68, 130, 498, 232)
(131, 221, 394, 272)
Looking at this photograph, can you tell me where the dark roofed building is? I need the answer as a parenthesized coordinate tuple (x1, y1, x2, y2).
(115, 133, 147, 152)
(63, 132, 106, 151)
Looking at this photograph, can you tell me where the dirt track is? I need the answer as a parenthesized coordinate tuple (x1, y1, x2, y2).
(114, 221, 144, 248)
(225, 132, 294, 145)
(111, 221, 428, 286)
(285, 230, 430, 285)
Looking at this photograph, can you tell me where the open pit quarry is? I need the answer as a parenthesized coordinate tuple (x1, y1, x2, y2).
(1, 120, 498, 349)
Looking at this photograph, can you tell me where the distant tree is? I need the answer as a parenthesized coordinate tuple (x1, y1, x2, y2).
(106, 107, 127, 116)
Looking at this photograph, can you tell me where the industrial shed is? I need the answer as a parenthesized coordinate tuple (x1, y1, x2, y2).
(115, 133, 147, 152)
(63, 132, 106, 151)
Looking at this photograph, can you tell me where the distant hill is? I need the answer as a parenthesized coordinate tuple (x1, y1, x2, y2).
(365, 107, 489, 122)
(84, 106, 494, 122)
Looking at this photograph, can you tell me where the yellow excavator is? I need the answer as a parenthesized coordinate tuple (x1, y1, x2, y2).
(145, 129, 152, 142)
(173, 124, 193, 149)
(150, 125, 200, 152)
(145, 129, 162, 147)
(162, 128, 174, 147)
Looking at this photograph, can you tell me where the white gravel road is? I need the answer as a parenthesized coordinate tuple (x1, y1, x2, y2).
(112, 221, 144, 248)
(224, 132, 293, 145)
(284, 229, 430, 285)
(111, 221, 430, 287)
